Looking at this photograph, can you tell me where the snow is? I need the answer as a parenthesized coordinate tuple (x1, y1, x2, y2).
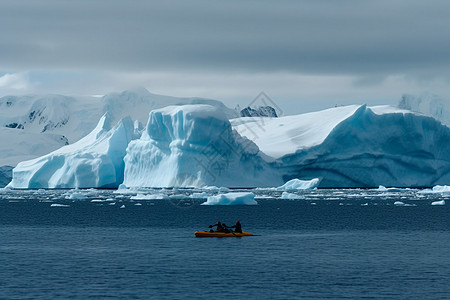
(231, 105, 361, 160)
(201, 192, 257, 205)
(277, 178, 320, 191)
(431, 200, 446, 206)
(8, 113, 136, 188)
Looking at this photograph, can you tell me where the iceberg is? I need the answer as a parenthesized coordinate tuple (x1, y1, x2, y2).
(431, 200, 446, 206)
(201, 192, 257, 205)
(277, 178, 320, 191)
(431, 185, 450, 193)
(394, 201, 416, 207)
(8, 114, 136, 188)
(418, 185, 450, 194)
(123, 105, 279, 188)
(234, 105, 450, 188)
(9, 102, 450, 189)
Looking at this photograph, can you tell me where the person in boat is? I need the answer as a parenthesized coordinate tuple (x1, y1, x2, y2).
(209, 221, 225, 232)
(227, 220, 242, 233)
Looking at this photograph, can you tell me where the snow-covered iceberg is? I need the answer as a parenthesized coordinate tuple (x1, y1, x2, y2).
(201, 192, 257, 205)
(233, 105, 450, 188)
(8, 114, 136, 188)
(123, 105, 279, 188)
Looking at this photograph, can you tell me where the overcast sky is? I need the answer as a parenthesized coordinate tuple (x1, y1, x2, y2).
(1, 0, 450, 114)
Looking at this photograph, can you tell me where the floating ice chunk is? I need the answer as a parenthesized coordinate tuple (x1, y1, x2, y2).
(130, 194, 169, 200)
(50, 203, 70, 207)
(120, 204, 126, 208)
(376, 185, 402, 192)
(190, 192, 210, 199)
(281, 192, 305, 200)
(394, 201, 416, 207)
(201, 192, 257, 205)
(277, 178, 320, 191)
(90, 199, 105, 203)
(202, 186, 231, 193)
(419, 185, 450, 194)
(432, 186, 450, 193)
(134, 203, 142, 206)
(64, 191, 86, 200)
(431, 200, 445, 206)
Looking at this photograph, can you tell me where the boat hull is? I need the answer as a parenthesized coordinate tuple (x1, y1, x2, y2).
(194, 231, 253, 238)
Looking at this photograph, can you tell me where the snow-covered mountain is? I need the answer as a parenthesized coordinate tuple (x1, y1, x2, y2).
(8, 103, 450, 189)
(0, 88, 236, 170)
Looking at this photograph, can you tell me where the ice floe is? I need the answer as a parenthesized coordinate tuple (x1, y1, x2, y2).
(201, 192, 257, 205)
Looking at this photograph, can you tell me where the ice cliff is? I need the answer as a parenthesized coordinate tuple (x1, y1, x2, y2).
(123, 105, 278, 187)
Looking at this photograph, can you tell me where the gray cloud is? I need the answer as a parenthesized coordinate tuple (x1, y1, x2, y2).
(1, 0, 450, 78)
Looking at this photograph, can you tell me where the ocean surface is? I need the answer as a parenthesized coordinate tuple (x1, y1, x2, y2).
(1, 187, 450, 299)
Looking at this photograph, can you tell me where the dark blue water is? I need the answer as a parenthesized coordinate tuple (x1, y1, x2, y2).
(1, 188, 450, 299)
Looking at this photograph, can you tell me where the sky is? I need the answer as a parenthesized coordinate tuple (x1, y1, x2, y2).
(1, 0, 450, 114)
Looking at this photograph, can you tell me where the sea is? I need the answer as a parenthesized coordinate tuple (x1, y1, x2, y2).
(1, 187, 450, 300)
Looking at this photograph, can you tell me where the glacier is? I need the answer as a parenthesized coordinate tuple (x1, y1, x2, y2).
(8, 102, 450, 189)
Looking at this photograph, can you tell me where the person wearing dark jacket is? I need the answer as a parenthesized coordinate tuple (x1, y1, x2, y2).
(228, 220, 242, 233)
(209, 221, 225, 232)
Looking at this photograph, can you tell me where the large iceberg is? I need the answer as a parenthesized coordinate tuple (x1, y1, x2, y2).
(8, 114, 136, 188)
(9, 103, 450, 189)
(123, 105, 279, 188)
(233, 105, 450, 188)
